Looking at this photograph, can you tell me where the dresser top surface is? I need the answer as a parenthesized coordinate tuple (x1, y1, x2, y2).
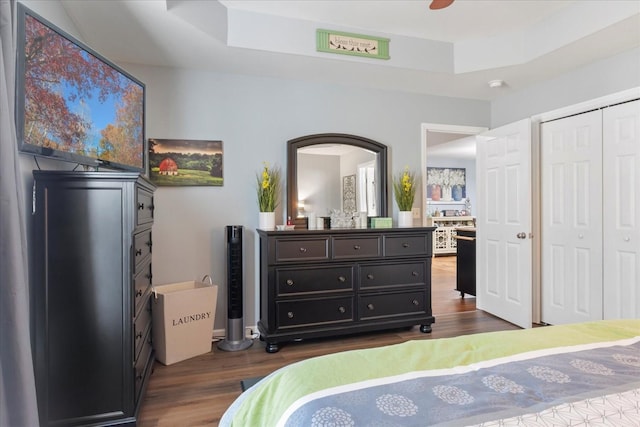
(258, 226, 436, 237)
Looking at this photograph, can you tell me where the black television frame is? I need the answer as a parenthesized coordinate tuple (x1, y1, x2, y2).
(15, 3, 147, 173)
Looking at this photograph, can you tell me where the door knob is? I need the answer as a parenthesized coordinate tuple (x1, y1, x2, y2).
(516, 232, 527, 239)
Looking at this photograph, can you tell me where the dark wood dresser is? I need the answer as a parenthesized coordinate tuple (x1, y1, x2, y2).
(257, 227, 436, 353)
(31, 171, 155, 426)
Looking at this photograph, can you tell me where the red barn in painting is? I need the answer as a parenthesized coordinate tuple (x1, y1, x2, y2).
(158, 157, 178, 175)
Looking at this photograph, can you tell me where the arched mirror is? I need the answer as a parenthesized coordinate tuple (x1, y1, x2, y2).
(287, 133, 388, 224)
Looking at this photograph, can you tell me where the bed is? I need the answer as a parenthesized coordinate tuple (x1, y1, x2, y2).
(220, 319, 640, 426)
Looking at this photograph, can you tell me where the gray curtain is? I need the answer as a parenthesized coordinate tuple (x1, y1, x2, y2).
(0, 0, 40, 425)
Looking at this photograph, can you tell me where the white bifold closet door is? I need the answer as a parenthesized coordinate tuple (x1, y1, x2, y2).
(541, 100, 640, 325)
(541, 110, 603, 325)
(603, 100, 640, 319)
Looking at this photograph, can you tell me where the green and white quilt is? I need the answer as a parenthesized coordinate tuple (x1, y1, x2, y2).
(220, 320, 640, 426)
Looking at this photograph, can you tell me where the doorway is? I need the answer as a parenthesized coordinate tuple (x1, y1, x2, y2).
(431, 256, 477, 315)
(420, 123, 487, 226)
(421, 123, 487, 315)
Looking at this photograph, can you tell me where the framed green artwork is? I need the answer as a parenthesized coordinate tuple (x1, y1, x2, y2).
(148, 138, 223, 186)
(316, 29, 390, 60)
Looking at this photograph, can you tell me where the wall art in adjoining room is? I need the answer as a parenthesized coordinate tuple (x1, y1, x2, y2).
(148, 139, 223, 186)
(426, 167, 466, 201)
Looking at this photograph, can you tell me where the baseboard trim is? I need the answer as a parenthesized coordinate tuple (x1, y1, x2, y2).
(213, 325, 258, 341)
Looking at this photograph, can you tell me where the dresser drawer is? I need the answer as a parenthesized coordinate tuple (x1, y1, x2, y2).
(134, 327, 153, 403)
(333, 236, 381, 259)
(134, 297, 152, 360)
(384, 234, 431, 257)
(276, 296, 353, 329)
(275, 238, 329, 262)
(136, 187, 154, 226)
(358, 291, 426, 320)
(275, 265, 353, 296)
(358, 261, 427, 290)
(133, 230, 152, 269)
(134, 262, 152, 315)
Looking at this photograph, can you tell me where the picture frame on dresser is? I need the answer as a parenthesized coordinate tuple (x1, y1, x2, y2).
(342, 174, 356, 213)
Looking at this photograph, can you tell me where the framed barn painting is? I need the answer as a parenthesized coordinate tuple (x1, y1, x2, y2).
(148, 138, 223, 186)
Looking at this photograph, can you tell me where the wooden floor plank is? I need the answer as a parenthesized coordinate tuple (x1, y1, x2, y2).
(138, 256, 517, 426)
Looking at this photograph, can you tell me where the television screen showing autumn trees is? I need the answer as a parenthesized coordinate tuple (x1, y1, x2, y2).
(18, 7, 145, 171)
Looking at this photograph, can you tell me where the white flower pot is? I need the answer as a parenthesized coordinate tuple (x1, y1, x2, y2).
(258, 212, 275, 230)
(397, 211, 413, 228)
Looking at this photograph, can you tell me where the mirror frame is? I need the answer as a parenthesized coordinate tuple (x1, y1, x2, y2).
(287, 133, 388, 222)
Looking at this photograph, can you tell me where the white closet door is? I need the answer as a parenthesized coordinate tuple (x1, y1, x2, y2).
(541, 110, 603, 325)
(603, 100, 640, 319)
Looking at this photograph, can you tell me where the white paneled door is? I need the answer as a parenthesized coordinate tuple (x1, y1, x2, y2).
(603, 100, 640, 318)
(541, 110, 603, 325)
(476, 119, 532, 329)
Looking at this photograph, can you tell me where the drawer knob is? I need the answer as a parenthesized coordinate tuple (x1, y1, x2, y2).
(412, 271, 419, 277)
(299, 247, 307, 253)
(338, 276, 346, 282)
(353, 245, 361, 250)
(136, 289, 143, 297)
(138, 203, 145, 210)
(136, 249, 142, 256)
(412, 299, 419, 306)
(338, 306, 346, 313)
(287, 311, 294, 319)
(136, 331, 143, 340)
(367, 274, 374, 280)
(286, 279, 294, 286)
(146, 241, 152, 247)
(146, 273, 152, 280)
(367, 303, 375, 310)
(402, 243, 410, 248)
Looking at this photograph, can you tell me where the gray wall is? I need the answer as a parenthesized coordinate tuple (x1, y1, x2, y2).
(16, 0, 489, 331)
(127, 64, 489, 329)
(17, 0, 639, 332)
(491, 47, 640, 128)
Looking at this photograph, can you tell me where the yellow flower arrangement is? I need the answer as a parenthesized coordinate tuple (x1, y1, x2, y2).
(256, 162, 281, 212)
(393, 166, 416, 211)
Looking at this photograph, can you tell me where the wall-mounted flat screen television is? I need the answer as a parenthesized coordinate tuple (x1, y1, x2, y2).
(15, 3, 146, 172)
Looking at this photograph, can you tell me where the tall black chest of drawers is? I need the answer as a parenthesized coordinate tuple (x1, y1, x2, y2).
(31, 171, 156, 426)
(258, 227, 436, 353)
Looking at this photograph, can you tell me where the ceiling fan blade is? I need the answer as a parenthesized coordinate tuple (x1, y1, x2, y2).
(429, 0, 454, 10)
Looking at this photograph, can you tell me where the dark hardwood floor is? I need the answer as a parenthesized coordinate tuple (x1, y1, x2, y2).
(137, 255, 518, 426)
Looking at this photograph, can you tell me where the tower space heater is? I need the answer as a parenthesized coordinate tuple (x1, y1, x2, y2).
(217, 225, 253, 351)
